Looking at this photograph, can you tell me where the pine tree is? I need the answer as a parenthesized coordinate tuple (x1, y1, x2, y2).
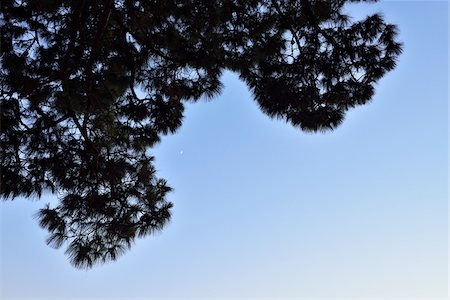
(0, 0, 402, 268)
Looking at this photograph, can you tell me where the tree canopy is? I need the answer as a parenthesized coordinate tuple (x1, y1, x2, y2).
(0, 0, 402, 269)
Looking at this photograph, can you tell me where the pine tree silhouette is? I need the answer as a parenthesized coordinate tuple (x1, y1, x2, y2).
(1, 0, 402, 268)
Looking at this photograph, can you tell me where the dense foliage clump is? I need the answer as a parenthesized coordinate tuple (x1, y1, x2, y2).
(0, 0, 402, 268)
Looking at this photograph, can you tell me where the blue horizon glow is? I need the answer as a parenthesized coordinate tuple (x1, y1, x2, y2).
(1, 1, 448, 299)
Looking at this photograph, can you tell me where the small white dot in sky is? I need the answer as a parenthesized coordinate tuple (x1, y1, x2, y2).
(180, 150, 183, 155)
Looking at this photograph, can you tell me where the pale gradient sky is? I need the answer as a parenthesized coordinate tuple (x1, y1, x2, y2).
(1, 1, 448, 299)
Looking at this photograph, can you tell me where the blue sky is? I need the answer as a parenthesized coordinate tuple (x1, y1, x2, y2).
(1, 1, 448, 299)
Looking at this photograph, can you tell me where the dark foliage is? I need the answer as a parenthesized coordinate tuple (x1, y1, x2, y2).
(0, 0, 401, 268)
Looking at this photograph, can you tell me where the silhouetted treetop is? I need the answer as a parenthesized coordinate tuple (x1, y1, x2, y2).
(1, 0, 402, 268)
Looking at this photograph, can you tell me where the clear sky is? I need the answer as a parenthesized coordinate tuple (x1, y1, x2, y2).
(1, 1, 448, 299)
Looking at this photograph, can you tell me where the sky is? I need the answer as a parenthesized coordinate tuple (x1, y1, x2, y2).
(0, 1, 448, 299)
